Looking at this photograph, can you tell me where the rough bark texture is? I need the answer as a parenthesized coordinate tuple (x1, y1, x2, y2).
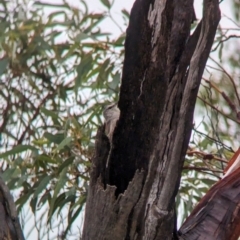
(0, 176, 25, 240)
(179, 168, 240, 240)
(83, 0, 220, 239)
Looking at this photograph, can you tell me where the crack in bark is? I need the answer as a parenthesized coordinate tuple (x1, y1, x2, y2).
(83, 0, 220, 239)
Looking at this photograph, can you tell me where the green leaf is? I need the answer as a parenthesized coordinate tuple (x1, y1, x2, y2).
(100, 0, 111, 9)
(64, 194, 86, 235)
(114, 33, 126, 46)
(199, 137, 211, 149)
(34, 1, 66, 8)
(66, 186, 76, 198)
(47, 11, 66, 22)
(48, 167, 67, 221)
(75, 32, 93, 42)
(55, 136, 72, 151)
(0, 57, 8, 76)
(1, 169, 16, 182)
(57, 195, 75, 215)
(44, 132, 65, 144)
(108, 72, 120, 90)
(30, 196, 38, 213)
(36, 154, 57, 164)
(95, 58, 111, 86)
(14, 175, 28, 188)
(58, 156, 74, 174)
(201, 178, 217, 186)
(70, 193, 86, 210)
(41, 107, 61, 125)
(38, 191, 50, 207)
(52, 192, 66, 216)
(121, 9, 130, 19)
(33, 175, 52, 199)
(16, 192, 33, 211)
(75, 53, 94, 90)
(0, 145, 37, 158)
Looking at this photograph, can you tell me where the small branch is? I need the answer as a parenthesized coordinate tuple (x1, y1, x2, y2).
(203, 78, 239, 117)
(208, 57, 240, 105)
(108, 12, 124, 33)
(197, 95, 240, 124)
(0, 93, 11, 133)
(192, 128, 234, 152)
(183, 166, 222, 173)
(217, 28, 240, 31)
(211, 34, 240, 52)
(187, 150, 228, 163)
(222, 13, 240, 28)
(17, 92, 55, 145)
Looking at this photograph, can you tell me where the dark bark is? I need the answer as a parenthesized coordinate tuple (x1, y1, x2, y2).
(83, 0, 220, 239)
(0, 176, 25, 240)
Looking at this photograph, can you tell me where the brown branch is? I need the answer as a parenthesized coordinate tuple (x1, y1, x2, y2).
(0, 93, 11, 133)
(222, 92, 237, 112)
(211, 34, 240, 52)
(183, 166, 223, 173)
(197, 95, 240, 124)
(11, 86, 38, 112)
(222, 13, 240, 28)
(208, 57, 240, 105)
(17, 92, 55, 145)
(203, 78, 238, 115)
(187, 150, 228, 163)
(192, 128, 234, 152)
(217, 28, 240, 31)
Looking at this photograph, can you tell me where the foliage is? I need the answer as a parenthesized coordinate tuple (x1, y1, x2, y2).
(0, 0, 124, 238)
(0, 0, 240, 238)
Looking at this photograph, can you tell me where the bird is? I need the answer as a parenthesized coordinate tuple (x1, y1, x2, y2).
(103, 103, 120, 143)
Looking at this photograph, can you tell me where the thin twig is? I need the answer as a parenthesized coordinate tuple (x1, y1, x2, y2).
(183, 166, 222, 173)
(203, 78, 238, 113)
(222, 13, 240, 28)
(208, 57, 240, 105)
(192, 128, 234, 152)
(17, 92, 55, 145)
(197, 95, 240, 124)
(211, 34, 240, 52)
(187, 150, 228, 163)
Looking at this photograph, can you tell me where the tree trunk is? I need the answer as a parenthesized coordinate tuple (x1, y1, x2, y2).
(179, 150, 240, 240)
(0, 176, 25, 240)
(83, 0, 220, 239)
